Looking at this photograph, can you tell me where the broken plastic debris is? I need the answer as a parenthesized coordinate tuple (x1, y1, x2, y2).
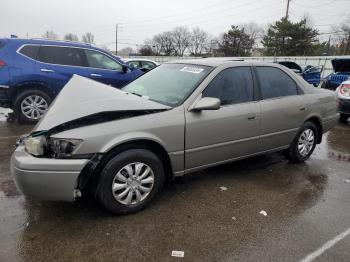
(259, 210, 267, 216)
(106, 232, 110, 236)
(171, 250, 184, 257)
(220, 186, 227, 191)
(232, 216, 237, 220)
(344, 179, 350, 183)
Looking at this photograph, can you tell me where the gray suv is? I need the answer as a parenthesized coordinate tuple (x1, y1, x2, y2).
(11, 59, 339, 214)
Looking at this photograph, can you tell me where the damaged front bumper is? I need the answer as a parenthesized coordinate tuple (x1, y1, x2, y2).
(11, 145, 89, 201)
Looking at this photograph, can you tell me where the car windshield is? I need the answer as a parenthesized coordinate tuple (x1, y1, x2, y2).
(122, 63, 212, 106)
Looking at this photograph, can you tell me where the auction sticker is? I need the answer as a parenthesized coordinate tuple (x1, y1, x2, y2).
(180, 66, 204, 74)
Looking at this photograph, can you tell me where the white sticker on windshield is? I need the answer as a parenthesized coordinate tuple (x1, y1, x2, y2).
(180, 66, 204, 74)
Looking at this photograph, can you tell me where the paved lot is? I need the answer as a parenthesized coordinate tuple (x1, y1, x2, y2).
(0, 116, 349, 262)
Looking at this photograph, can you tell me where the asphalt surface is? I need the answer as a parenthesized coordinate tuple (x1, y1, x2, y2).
(0, 114, 349, 262)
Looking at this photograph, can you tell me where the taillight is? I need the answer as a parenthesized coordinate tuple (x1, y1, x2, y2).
(339, 84, 350, 96)
(0, 60, 6, 67)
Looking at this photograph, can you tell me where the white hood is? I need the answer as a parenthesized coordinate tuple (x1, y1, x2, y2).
(34, 75, 170, 131)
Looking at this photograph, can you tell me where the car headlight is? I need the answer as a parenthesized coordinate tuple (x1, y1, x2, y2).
(24, 135, 46, 156)
(48, 138, 83, 158)
(24, 135, 82, 158)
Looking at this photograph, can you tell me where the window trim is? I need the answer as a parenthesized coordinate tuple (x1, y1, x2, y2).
(253, 66, 304, 101)
(202, 66, 256, 107)
(16, 44, 124, 72)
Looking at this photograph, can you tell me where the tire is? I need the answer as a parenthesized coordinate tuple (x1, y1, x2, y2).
(96, 149, 165, 214)
(285, 122, 318, 163)
(339, 113, 349, 122)
(13, 89, 51, 124)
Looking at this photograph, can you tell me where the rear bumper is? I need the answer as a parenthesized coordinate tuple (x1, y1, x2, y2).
(338, 97, 350, 115)
(11, 145, 88, 201)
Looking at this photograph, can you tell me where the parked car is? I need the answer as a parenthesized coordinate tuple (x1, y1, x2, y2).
(11, 60, 338, 214)
(320, 58, 350, 90)
(336, 79, 350, 122)
(123, 58, 159, 72)
(0, 38, 143, 123)
(277, 61, 323, 86)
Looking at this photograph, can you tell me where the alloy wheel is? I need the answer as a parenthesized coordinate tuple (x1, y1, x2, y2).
(20, 95, 48, 120)
(297, 128, 315, 157)
(112, 162, 155, 205)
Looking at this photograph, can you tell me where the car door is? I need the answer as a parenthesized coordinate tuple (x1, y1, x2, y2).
(255, 66, 309, 151)
(303, 66, 323, 86)
(35, 45, 90, 95)
(185, 67, 260, 170)
(84, 49, 136, 88)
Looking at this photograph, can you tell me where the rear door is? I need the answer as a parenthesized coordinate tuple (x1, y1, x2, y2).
(256, 66, 309, 151)
(185, 66, 260, 170)
(84, 49, 136, 88)
(35, 45, 90, 95)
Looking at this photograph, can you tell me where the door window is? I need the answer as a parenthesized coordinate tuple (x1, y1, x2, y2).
(256, 67, 298, 99)
(37, 46, 87, 66)
(19, 45, 40, 59)
(128, 61, 141, 69)
(141, 61, 156, 70)
(85, 50, 122, 71)
(202, 67, 254, 105)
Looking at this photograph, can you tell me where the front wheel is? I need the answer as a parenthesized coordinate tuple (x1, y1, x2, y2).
(14, 89, 51, 124)
(285, 122, 318, 163)
(96, 149, 165, 214)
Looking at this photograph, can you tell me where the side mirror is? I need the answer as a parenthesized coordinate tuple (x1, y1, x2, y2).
(122, 64, 129, 73)
(190, 97, 221, 111)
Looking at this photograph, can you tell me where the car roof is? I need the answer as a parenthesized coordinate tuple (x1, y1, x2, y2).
(166, 58, 276, 67)
(1, 38, 95, 49)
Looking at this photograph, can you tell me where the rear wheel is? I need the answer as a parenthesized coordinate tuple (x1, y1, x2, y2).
(14, 89, 51, 124)
(96, 149, 165, 214)
(285, 122, 318, 163)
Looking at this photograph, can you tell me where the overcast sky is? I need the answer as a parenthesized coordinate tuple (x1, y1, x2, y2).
(1, 0, 349, 51)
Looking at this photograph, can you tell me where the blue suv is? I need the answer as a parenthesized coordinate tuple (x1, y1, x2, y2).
(0, 38, 143, 123)
(321, 58, 350, 90)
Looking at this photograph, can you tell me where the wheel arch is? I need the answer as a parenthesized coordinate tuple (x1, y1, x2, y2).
(83, 138, 174, 194)
(11, 81, 54, 105)
(304, 116, 323, 144)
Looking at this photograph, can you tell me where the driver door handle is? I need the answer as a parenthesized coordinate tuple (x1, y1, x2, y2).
(90, 73, 102, 77)
(40, 68, 54, 73)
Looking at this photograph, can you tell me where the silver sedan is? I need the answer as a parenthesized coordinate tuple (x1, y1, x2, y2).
(11, 59, 339, 214)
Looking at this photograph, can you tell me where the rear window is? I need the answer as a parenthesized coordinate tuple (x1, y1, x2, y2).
(19, 45, 40, 59)
(37, 46, 87, 67)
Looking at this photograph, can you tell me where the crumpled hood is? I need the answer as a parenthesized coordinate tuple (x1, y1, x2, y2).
(34, 75, 170, 131)
(331, 59, 350, 73)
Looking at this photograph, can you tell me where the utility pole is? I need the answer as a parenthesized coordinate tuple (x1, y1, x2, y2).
(285, 0, 290, 19)
(116, 23, 119, 55)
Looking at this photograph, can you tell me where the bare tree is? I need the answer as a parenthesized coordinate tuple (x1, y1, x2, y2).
(153, 32, 174, 55)
(64, 33, 79, 41)
(332, 17, 350, 55)
(239, 22, 264, 48)
(42, 30, 58, 40)
(118, 47, 134, 57)
(171, 26, 191, 56)
(144, 38, 161, 55)
(188, 27, 209, 56)
(82, 32, 94, 44)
